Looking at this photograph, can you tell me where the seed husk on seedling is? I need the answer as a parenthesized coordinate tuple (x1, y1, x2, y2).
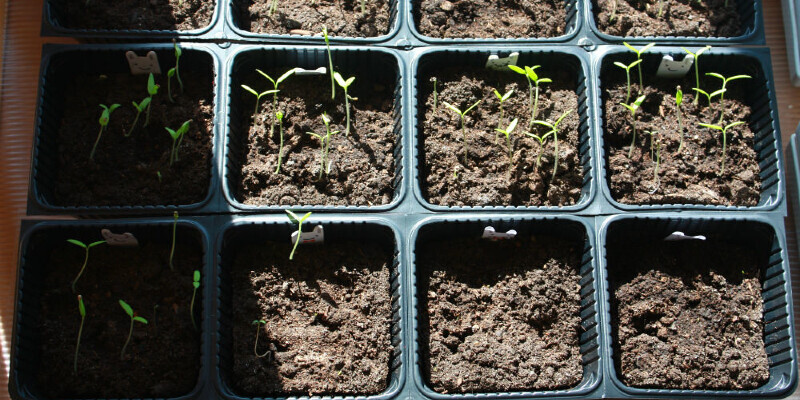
(645, 130, 659, 160)
(442, 100, 481, 165)
(256, 68, 295, 135)
(73, 295, 86, 374)
(682, 46, 712, 105)
(166, 120, 191, 166)
(705, 72, 751, 124)
(494, 118, 519, 171)
(127, 97, 151, 136)
(119, 300, 148, 360)
(306, 113, 340, 179)
(623, 42, 655, 93)
(167, 68, 177, 103)
(620, 95, 646, 159)
(698, 121, 747, 174)
(190, 270, 200, 330)
(508, 65, 551, 127)
(334, 72, 357, 136)
(285, 210, 312, 260)
(675, 86, 685, 152)
(144, 73, 160, 127)
(68, 239, 106, 293)
(323, 26, 335, 100)
(532, 109, 572, 184)
(169, 211, 179, 270)
(275, 111, 286, 174)
(90, 104, 120, 161)
(493, 88, 514, 134)
(252, 319, 269, 357)
(613, 59, 642, 104)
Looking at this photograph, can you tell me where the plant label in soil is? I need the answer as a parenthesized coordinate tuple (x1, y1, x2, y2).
(125, 51, 162, 75)
(485, 53, 519, 71)
(291, 225, 325, 245)
(482, 226, 517, 240)
(656, 55, 694, 79)
(293, 67, 327, 76)
(663, 231, 706, 241)
(100, 229, 139, 247)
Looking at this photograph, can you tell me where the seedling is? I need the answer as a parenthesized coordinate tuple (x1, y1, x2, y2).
(508, 65, 551, 127)
(692, 87, 726, 108)
(532, 110, 572, 184)
(285, 210, 312, 260)
(645, 130, 659, 160)
(190, 270, 200, 330)
(360, 0, 366, 14)
(144, 73, 160, 127)
(706, 72, 751, 124)
(167, 68, 176, 103)
(90, 104, 120, 160)
(166, 120, 191, 166)
(682, 46, 712, 105)
(73, 295, 86, 374)
(68, 239, 106, 293)
(268, 0, 279, 16)
(494, 118, 519, 169)
(657, 0, 664, 18)
(323, 26, 335, 100)
(334, 72, 356, 136)
(675, 86, 685, 152)
(119, 300, 148, 360)
(613, 59, 643, 104)
(252, 320, 269, 357)
(275, 111, 285, 174)
(431, 77, 438, 115)
(524, 130, 552, 170)
(698, 121, 746, 174)
(306, 113, 340, 179)
(241, 85, 280, 118)
(127, 97, 151, 136)
(623, 42, 655, 93)
(169, 211, 179, 270)
(649, 132, 662, 193)
(442, 100, 482, 165)
(173, 41, 184, 94)
(620, 95, 646, 158)
(493, 88, 514, 134)
(256, 68, 295, 135)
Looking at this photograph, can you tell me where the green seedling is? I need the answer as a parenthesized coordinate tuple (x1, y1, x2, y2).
(252, 319, 269, 357)
(90, 103, 120, 160)
(494, 118, 519, 170)
(166, 120, 191, 166)
(508, 65, 551, 127)
(442, 100, 482, 165)
(306, 113, 340, 179)
(620, 95, 646, 159)
(190, 270, 200, 330)
(68, 239, 106, 293)
(241, 85, 279, 119)
(144, 73, 160, 127)
(127, 97, 151, 136)
(657, 0, 664, 18)
(157, 171, 163, 183)
(493, 88, 514, 134)
(649, 132, 662, 193)
(692, 87, 726, 108)
(73, 295, 86, 374)
(675, 86, 685, 152)
(682, 46, 712, 105)
(268, 0, 279, 16)
(431, 77, 438, 115)
(323, 26, 335, 99)
(532, 110, 572, 184)
(613, 59, 643, 104)
(525, 129, 552, 170)
(334, 72, 356, 136)
(167, 68, 176, 103)
(119, 300, 148, 360)
(285, 210, 312, 260)
(360, 0, 366, 14)
(623, 42, 655, 93)
(645, 130, 659, 160)
(275, 111, 285, 174)
(256, 68, 295, 135)
(698, 121, 746, 174)
(169, 211, 179, 270)
(705, 72, 751, 124)
(173, 41, 184, 93)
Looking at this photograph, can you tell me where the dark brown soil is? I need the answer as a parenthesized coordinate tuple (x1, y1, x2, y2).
(415, 0, 567, 39)
(234, 0, 390, 37)
(603, 68, 761, 205)
(55, 0, 214, 31)
(421, 66, 583, 207)
(53, 70, 214, 207)
(234, 70, 396, 206)
(230, 241, 393, 396)
(609, 240, 769, 389)
(418, 238, 583, 393)
(36, 237, 202, 397)
(593, 0, 741, 37)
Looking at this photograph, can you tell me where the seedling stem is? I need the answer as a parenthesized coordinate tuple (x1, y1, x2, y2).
(68, 239, 106, 293)
(119, 300, 148, 360)
(73, 295, 86, 374)
(285, 210, 312, 260)
(442, 100, 481, 165)
(90, 104, 120, 160)
(532, 110, 572, 184)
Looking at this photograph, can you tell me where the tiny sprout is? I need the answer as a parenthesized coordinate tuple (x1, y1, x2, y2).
(166, 120, 191, 166)
(190, 270, 200, 330)
(648, 132, 662, 193)
(323, 26, 335, 100)
(431, 77, 438, 115)
(645, 130, 659, 160)
(620, 95, 646, 159)
(157, 171, 163, 183)
(675, 86, 685, 152)
(73, 295, 86, 374)
(144, 73, 160, 127)
(268, 0, 279, 16)
(692, 87, 726, 108)
(360, 0, 367, 14)
(705, 72, 751, 124)
(275, 111, 285, 174)
(241, 85, 279, 119)
(623, 42, 655, 93)
(493, 88, 514, 135)
(169, 211, 179, 271)
(682, 45, 712, 105)
(494, 118, 519, 170)
(442, 100, 481, 165)
(67, 239, 106, 293)
(698, 121, 746, 174)
(285, 210, 312, 260)
(306, 113, 340, 179)
(167, 68, 176, 103)
(127, 97, 151, 136)
(119, 300, 148, 360)
(252, 319, 269, 357)
(508, 65, 551, 127)
(173, 41, 184, 93)
(532, 110, 572, 184)
(613, 59, 642, 104)
(256, 68, 295, 136)
(657, 0, 664, 18)
(334, 72, 357, 136)
(90, 104, 120, 161)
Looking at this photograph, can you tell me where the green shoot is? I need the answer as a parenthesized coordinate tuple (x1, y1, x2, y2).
(323, 26, 335, 100)
(268, 0, 279, 16)
(705, 72, 751, 124)
(173, 41, 184, 93)
(692, 87, 726, 108)
(645, 130, 659, 160)
(190, 270, 200, 330)
(493, 88, 514, 135)
(623, 42, 655, 93)
(73, 295, 86, 374)
(157, 171, 162, 183)
(432, 77, 438, 116)
(169, 211, 178, 270)
(167, 68, 176, 103)
(657, 0, 664, 18)
(67, 239, 106, 293)
(682, 46, 711, 105)
(144, 73, 160, 127)
(166, 120, 191, 166)
(442, 100, 482, 165)
(613, 59, 643, 104)
(256, 68, 295, 136)
(127, 97, 151, 136)
(494, 118, 519, 170)
(275, 111, 285, 174)
(334, 72, 356, 136)
(524, 130, 552, 170)
(650, 133, 662, 193)
(241, 85, 279, 119)
(620, 95, 646, 159)
(90, 103, 120, 160)
(698, 121, 746, 174)
(360, 0, 366, 14)
(285, 210, 312, 260)
(119, 300, 148, 360)
(508, 65, 551, 127)
(252, 320, 269, 357)
(305, 113, 340, 179)
(532, 110, 572, 184)
(675, 86, 685, 152)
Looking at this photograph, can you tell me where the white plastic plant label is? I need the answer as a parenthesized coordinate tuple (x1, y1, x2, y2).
(482, 226, 517, 240)
(294, 67, 327, 76)
(656, 54, 694, 79)
(486, 52, 520, 71)
(125, 51, 162, 75)
(291, 225, 325, 245)
(101, 229, 139, 247)
(663, 231, 706, 241)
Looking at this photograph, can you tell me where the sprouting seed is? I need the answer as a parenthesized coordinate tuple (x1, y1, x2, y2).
(169, 211, 179, 271)
(127, 97, 151, 136)
(532, 110, 572, 184)
(623, 42, 655, 93)
(144, 73, 160, 127)
(285, 210, 312, 260)
(252, 319, 269, 357)
(620, 95, 646, 159)
(306, 113, 340, 179)
(682, 45, 712, 105)
(698, 121, 747, 174)
(166, 120, 191, 166)
(442, 100, 482, 165)
(73, 295, 86, 374)
(67, 239, 106, 293)
(334, 72, 357, 136)
(190, 270, 200, 330)
(508, 65, 551, 127)
(613, 59, 642, 104)
(119, 300, 148, 360)
(90, 104, 120, 161)
(493, 88, 514, 135)
(241, 85, 279, 119)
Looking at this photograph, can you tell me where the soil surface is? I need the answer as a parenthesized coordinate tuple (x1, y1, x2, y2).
(230, 241, 393, 396)
(602, 66, 761, 206)
(55, 0, 214, 31)
(593, 0, 741, 37)
(234, 0, 390, 37)
(415, 0, 567, 39)
(53, 70, 214, 207)
(609, 240, 769, 389)
(421, 66, 583, 207)
(234, 69, 396, 206)
(36, 235, 202, 397)
(418, 238, 583, 393)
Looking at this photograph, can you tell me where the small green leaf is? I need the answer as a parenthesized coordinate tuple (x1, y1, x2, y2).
(241, 85, 259, 97)
(147, 73, 159, 96)
(285, 209, 300, 223)
(174, 42, 182, 57)
(334, 72, 347, 87)
(623, 42, 637, 53)
(78, 295, 85, 317)
(640, 43, 655, 55)
(538, 78, 552, 84)
(501, 90, 513, 101)
(726, 121, 747, 130)
(629, 59, 643, 68)
(633, 95, 646, 107)
(695, 45, 711, 57)
(322, 113, 331, 125)
(178, 120, 192, 136)
(67, 239, 87, 248)
(344, 77, 356, 87)
(442, 101, 461, 115)
(88, 240, 106, 248)
(256, 69, 276, 86)
(506, 118, 518, 134)
(109, 104, 120, 113)
(119, 300, 134, 317)
(508, 65, 525, 75)
(525, 66, 538, 81)
(706, 72, 725, 80)
(462, 100, 481, 115)
(193, 270, 201, 289)
(709, 88, 727, 98)
(675, 87, 683, 106)
(728, 74, 751, 82)
(168, 68, 176, 78)
(614, 61, 628, 69)
(276, 68, 296, 85)
(133, 316, 148, 324)
(299, 211, 312, 222)
(533, 120, 555, 129)
(554, 109, 572, 125)
(698, 123, 723, 131)
(276, 111, 284, 120)
(139, 97, 151, 110)
(166, 127, 180, 140)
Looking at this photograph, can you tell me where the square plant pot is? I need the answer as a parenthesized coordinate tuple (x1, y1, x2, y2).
(412, 48, 595, 211)
(29, 44, 221, 216)
(408, 0, 581, 43)
(224, 46, 405, 211)
(587, 0, 765, 45)
(215, 217, 404, 398)
(410, 216, 601, 397)
(9, 218, 211, 400)
(598, 215, 798, 398)
(595, 46, 784, 212)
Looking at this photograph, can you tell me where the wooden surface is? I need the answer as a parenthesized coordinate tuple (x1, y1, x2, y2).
(1, 0, 800, 398)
